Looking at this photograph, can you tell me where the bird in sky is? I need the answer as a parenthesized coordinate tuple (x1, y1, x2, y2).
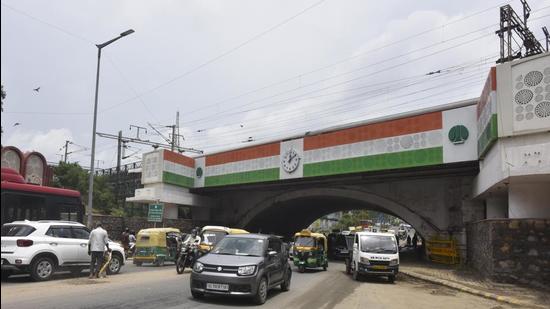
(13, 122, 21, 127)
(33, 87, 40, 92)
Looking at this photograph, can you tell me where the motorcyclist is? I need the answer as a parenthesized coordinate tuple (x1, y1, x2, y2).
(127, 230, 136, 258)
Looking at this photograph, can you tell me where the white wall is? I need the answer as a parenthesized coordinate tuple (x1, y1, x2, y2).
(443, 105, 478, 163)
(486, 196, 508, 219)
(164, 203, 178, 219)
(473, 132, 550, 198)
(508, 182, 550, 218)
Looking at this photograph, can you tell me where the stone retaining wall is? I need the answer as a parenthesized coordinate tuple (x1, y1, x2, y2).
(84, 215, 210, 241)
(467, 219, 550, 288)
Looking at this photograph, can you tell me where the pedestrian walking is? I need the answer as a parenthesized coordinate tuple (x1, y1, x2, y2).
(88, 222, 110, 279)
(412, 232, 418, 249)
(121, 228, 130, 256)
(406, 234, 411, 247)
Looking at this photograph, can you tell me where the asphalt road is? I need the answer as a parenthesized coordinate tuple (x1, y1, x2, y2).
(1, 261, 515, 309)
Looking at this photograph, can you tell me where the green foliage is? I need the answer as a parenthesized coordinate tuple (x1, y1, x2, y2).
(334, 210, 401, 231)
(52, 162, 117, 215)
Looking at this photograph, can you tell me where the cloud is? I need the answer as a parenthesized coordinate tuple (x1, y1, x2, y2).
(4, 128, 73, 162)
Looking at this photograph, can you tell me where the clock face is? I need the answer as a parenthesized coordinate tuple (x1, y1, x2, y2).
(281, 148, 300, 173)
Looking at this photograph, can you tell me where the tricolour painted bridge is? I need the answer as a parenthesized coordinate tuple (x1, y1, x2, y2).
(129, 53, 550, 256)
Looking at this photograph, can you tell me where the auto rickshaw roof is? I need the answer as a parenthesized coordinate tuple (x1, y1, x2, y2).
(137, 227, 181, 235)
(201, 226, 249, 234)
(228, 228, 249, 234)
(294, 230, 326, 240)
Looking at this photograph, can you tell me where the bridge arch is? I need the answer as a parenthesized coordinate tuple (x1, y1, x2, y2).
(237, 187, 440, 238)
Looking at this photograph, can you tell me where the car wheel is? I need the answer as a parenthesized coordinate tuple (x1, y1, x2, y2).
(323, 263, 327, 271)
(388, 275, 395, 283)
(280, 269, 291, 291)
(191, 290, 204, 299)
(107, 253, 123, 275)
(253, 277, 268, 305)
(31, 256, 55, 281)
(345, 259, 351, 275)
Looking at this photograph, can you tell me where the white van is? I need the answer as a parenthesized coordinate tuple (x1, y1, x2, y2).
(350, 232, 399, 283)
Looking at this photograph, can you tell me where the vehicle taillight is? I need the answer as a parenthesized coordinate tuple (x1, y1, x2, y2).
(16, 239, 34, 247)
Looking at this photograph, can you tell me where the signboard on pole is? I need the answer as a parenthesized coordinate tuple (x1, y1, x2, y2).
(148, 203, 164, 222)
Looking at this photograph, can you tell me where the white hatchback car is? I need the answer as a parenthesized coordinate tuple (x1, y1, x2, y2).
(1, 220, 125, 281)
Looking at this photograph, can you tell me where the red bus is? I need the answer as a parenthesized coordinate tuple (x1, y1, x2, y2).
(1, 168, 84, 225)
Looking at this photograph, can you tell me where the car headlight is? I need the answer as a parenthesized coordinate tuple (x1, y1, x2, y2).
(237, 265, 256, 276)
(360, 257, 370, 265)
(193, 262, 204, 273)
(389, 259, 399, 266)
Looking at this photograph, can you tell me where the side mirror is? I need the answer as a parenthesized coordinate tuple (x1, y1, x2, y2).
(353, 243, 358, 250)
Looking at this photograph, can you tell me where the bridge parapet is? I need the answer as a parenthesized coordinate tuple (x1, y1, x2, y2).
(194, 100, 479, 188)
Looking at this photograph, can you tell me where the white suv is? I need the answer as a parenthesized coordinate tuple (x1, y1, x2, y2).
(1, 220, 125, 281)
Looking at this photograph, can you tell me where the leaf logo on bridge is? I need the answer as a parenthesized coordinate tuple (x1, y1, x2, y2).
(448, 125, 469, 145)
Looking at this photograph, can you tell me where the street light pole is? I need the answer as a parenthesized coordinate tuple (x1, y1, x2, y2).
(87, 29, 135, 228)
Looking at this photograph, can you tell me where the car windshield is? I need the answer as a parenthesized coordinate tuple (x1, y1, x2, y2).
(360, 235, 397, 254)
(201, 230, 228, 246)
(1, 224, 36, 236)
(211, 237, 265, 256)
(295, 236, 315, 247)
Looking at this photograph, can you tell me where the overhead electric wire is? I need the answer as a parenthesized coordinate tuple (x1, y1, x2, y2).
(178, 31, 497, 127)
(105, 0, 513, 115)
(185, 70, 491, 143)
(189, 72, 490, 144)
(189, 80, 486, 151)
(100, 0, 327, 112)
(187, 63, 493, 138)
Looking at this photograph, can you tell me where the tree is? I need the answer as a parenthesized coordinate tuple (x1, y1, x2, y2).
(52, 162, 117, 215)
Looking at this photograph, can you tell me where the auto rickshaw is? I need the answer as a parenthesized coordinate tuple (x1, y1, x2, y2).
(197, 226, 249, 256)
(133, 228, 181, 266)
(292, 229, 328, 272)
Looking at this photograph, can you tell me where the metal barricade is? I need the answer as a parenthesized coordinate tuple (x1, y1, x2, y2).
(426, 239, 459, 264)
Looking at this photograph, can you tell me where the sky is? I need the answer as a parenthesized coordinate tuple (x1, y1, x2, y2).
(1, 0, 549, 169)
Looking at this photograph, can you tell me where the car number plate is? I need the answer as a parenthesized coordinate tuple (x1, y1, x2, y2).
(206, 283, 229, 291)
(372, 265, 387, 270)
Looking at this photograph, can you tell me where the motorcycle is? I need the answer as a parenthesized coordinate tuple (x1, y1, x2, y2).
(176, 242, 198, 274)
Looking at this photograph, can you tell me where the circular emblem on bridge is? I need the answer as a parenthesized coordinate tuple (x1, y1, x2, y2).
(281, 148, 301, 173)
(196, 167, 203, 178)
(448, 125, 469, 145)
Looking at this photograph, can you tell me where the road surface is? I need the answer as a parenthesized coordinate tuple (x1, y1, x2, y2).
(1, 261, 515, 309)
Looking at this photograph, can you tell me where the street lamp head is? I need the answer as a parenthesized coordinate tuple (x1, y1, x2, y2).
(120, 29, 135, 37)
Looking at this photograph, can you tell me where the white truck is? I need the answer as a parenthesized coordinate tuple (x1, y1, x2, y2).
(348, 231, 399, 283)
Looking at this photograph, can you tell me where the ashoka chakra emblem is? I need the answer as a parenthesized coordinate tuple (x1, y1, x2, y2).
(515, 89, 533, 105)
(524, 71, 543, 87)
(534, 102, 550, 118)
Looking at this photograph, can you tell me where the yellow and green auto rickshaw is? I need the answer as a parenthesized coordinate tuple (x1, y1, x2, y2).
(197, 226, 249, 256)
(292, 229, 328, 273)
(133, 228, 181, 266)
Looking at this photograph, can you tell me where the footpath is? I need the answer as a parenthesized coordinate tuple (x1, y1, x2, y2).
(400, 261, 549, 309)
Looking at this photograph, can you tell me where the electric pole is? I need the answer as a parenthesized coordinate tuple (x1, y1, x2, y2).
(63, 140, 70, 163)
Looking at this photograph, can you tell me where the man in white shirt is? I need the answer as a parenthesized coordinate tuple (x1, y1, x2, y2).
(88, 222, 110, 279)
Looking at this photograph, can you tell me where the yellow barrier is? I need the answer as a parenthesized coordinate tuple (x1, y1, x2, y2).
(426, 239, 459, 265)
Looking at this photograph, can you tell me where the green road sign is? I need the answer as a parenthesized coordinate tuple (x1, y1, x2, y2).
(148, 203, 164, 222)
